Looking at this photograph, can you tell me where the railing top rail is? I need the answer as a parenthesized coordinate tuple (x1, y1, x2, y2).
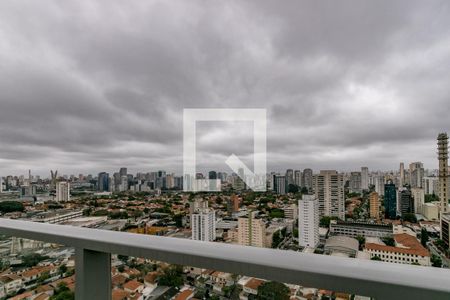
(0, 219, 449, 300)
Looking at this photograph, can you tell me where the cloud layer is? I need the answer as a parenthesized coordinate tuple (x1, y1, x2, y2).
(1, 0, 450, 176)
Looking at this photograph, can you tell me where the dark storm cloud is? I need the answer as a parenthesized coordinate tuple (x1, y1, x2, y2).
(0, 0, 450, 176)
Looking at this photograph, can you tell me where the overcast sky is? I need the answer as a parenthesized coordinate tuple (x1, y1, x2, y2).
(1, 1, 450, 177)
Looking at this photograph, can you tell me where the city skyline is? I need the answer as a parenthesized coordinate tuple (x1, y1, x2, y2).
(1, 1, 450, 174)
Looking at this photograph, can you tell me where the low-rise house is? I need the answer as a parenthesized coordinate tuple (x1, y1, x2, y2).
(144, 272, 158, 290)
(174, 288, 194, 300)
(123, 279, 144, 294)
(240, 278, 264, 300)
(0, 274, 23, 297)
(112, 274, 127, 287)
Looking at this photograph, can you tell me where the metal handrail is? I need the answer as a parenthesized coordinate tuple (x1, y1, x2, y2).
(0, 219, 449, 299)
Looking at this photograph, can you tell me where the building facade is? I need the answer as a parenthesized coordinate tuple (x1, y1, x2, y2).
(313, 170, 345, 219)
(298, 195, 319, 248)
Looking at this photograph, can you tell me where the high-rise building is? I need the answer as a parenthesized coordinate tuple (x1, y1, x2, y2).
(399, 162, 405, 187)
(233, 168, 245, 191)
(302, 169, 313, 192)
(191, 208, 216, 242)
(298, 195, 319, 248)
(423, 177, 439, 195)
(409, 162, 424, 188)
(189, 199, 208, 215)
(285, 169, 294, 186)
(361, 167, 369, 191)
(119, 167, 127, 178)
(349, 172, 362, 194)
(399, 189, 414, 217)
(313, 170, 345, 219)
(441, 214, 450, 249)
(283, 204, 298, 220)
(384, 181, 397, 219)
(411, 188, 425, 214)
(369, 192, 380, 220)
(97, 172, 110, 192)
(374, 175, 385, 195)
(438, 133, 450, 247)
(238, 212, 266, 248)
(273, 175, 286, 195)
(227, 194, 241, 214)
(294, 170, 302, 187)
(56, 182, 70, 202)
(438, 133, 449, 214)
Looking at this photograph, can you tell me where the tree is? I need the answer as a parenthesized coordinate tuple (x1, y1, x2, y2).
(37, 271, 50, 284)
(431, 254, 442, 268)
(257, 281, 290, 300)
(320, 216, 338, 227)
(371, 255, 382, 261)
(402, 213, 417, 223)
(158, 265, 183, 287)
(420, 228, 429, 247)
(425, 194, 439, 203)
(0, 201, 24, 213)
(287, 184, 299, 194)
(272, 230, 283, 248)
(355, 235, 365, 250)
(382, 236, 395, 247)
(22, 253, 49, 267)
(269, 209, 284, 219)
(50, 282, 74, 300)
(59, 264, 68, 276)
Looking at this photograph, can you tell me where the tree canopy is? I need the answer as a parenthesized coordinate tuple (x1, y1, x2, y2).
(257, 281, 290, 300)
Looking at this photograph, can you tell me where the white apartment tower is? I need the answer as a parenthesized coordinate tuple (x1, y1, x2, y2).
(56, 182, 70, 202)
(313, 170, 345, 219)
(399, 162, 405, 187)
(298, 195, 319, 248)
(361, 167, 369, 191)
(409, 162, 424, 189)
(191, 208, 216, 242)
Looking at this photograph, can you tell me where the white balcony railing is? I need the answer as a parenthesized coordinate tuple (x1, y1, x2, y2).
(0, 219, 449, 300)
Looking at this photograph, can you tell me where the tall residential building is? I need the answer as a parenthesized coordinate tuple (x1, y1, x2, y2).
(411, 188, 425, 214)
(233, 168, 245, 191)
(298, 195, 319, 248)
(361, 167, 369, 191)
(438, 133, 449, 214)
(399, 162, 405, 187)
(349, 172, 362, 194)
(97, 172, 110, 192)
(56, 182, 70, 202)
(273, 175, 286, 195)
(191, 208, 216, 242)
(285, 169, 294, 186)
(374, 175, 385, 195)
(189, 199, 208, 215)
(409, 162, 424, 188)
(384, 181, 397, 219)
(441, 214, 450, 249)
(294, 170, 302, 187)
(283, 204, 298, 220)
(423, 177, 439, 195)
(399, 189, 414, 217)
(313, 170, 345, 219)
(238, 212, 266, 248)
(119, 167, 127, 177)
(438, 133, 450, 246)
(302, 169, 313, 192)
(369, 192, 380, 220)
